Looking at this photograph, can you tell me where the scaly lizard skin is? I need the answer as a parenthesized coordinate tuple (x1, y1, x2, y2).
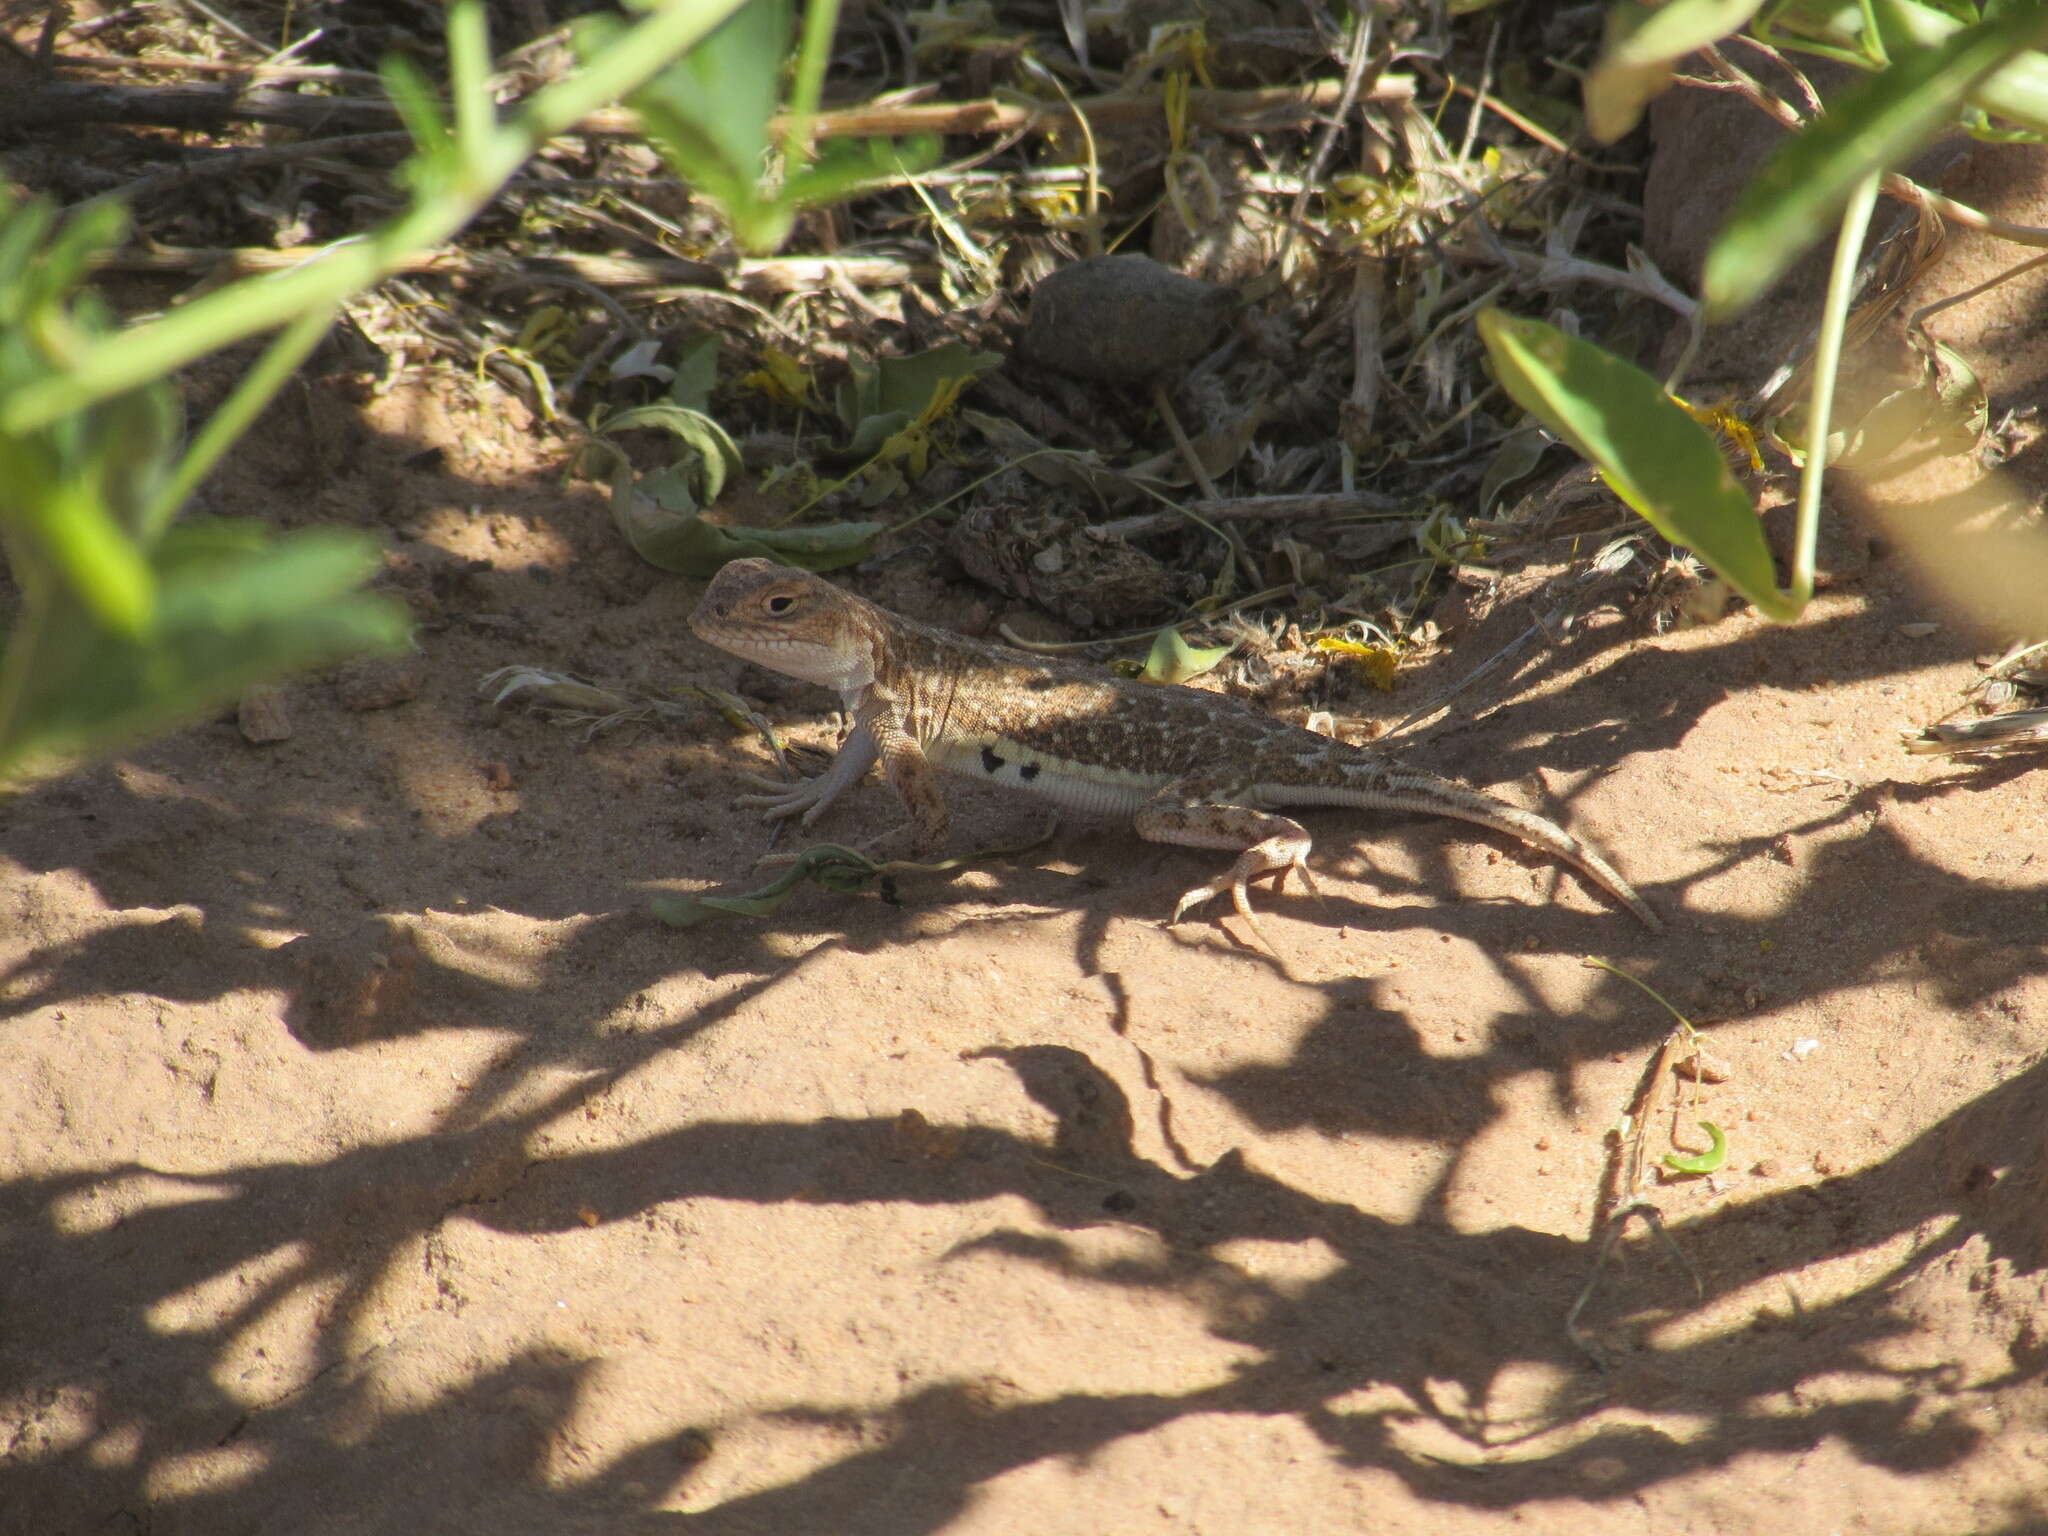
(689, 558, 1662, 936)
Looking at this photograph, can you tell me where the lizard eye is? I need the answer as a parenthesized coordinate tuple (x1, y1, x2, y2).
(764, 594, 796, 615)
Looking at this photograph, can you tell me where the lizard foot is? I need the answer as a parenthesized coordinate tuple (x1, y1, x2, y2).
(1167, 839, 1316, 950)
(736, 773, 844, 827)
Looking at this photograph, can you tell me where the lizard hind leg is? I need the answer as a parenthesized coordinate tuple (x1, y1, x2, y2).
(1134, 794, 1316, 945)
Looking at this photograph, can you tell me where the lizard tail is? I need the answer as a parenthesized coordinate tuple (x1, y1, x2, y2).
(1353, 769, 1663, 931)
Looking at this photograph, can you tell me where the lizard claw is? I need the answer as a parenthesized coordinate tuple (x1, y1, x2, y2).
(1166, 840, 1317, 952)
(1167, 871, 1277, 953)
(736, 774, 846, 826)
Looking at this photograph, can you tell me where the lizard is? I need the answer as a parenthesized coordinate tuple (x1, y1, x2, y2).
(688, 557, 1662, 938)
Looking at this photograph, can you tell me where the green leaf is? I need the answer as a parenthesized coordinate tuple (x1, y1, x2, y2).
(602, 402, 742, 507)
(1864, 0, 2048, 136)
(1956, 100, 2048, 139)
(871, 339, 1003, 417)
(669, 333, 721, 412)
(90, 381, 181, 538)
(626, 0, 795, 252)
(379, 51, 455, 171)
(1662, 1120, 1728, 1174)
(23, 197, 128, 322)
(652, 826, 1056, 927)
(1773, 326, 1987, 467)
(702, 517, 887, 573)
(1141, 626, 1236, 685)
(154, 516, 289, 569)
(841, 409, 910, 461)
(1704, 5, 2048, 317)
(1913, 329, 1990, 452)
(1609, 0, 1771, 62)
(652, 843, 886, 927)
(595, 438, 881, 575)
(12, 481, 155, 637)
(0, 195, 55, 325)
(0, 529, 409, 776)
(1477, 309, 1786, 616)
(652, 0, 788, 187)
(1476, 421, 1553, 513)
(784, 134, 942, 210)
(591, 405, 880, 574)
(833, 340, 1002, 454)
(1753, 0, 1895, 67)
(1586, 0, 1769, 142)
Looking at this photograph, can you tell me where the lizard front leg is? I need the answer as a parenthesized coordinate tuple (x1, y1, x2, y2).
(1134, 786, 1318, 947)
(735, 719, 880, 828)
(735, 701, 950, 856)
(869, 707, 950, 856)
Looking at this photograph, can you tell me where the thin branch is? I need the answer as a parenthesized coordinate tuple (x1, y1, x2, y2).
(1097, 491, 1407, 540)
(89, 244, 932, 296)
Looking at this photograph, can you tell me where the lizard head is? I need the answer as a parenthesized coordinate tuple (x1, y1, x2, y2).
(689, 557, 878, 694)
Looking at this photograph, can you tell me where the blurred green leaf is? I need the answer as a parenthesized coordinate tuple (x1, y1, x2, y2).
(1956, 100, 2048, 139)
(22, 197, 127, 326)
(1586, 0, 1767, 142)
(617, 0, 812, 252)
(785, 134, 941, 210)
(1864, 0, 2048, 135)
(11, 481, 155, 637)
(647, 0, 788, 188)
(1704, 4, 2048, 317)
(0, 196, 54, 323)
(0, 530, 409, 776)
(1611, 0, 1769, 59)
(379, 51, 456, 190)
(1751, 0, 1894, 67)
(1478, 309, 1786, 617)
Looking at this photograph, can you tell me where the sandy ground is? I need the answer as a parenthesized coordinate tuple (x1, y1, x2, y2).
(6, 114, 2048, 1536)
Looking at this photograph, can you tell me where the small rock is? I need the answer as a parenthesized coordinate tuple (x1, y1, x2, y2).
(335, 656, 425, 711)
(237, 685, 293, 744)
(1674, 1047, 1733, 1083)
(279, 917, 424, 1048)
(1020, 254, 1237, 382)
(1752, 1158, 1780, 1178)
